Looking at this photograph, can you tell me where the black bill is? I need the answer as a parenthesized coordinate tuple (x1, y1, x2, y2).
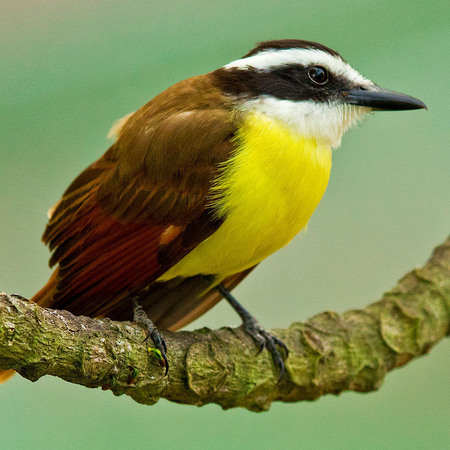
(344, 87, 427, 111)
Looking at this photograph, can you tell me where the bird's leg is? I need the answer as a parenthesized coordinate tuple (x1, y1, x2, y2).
(215, 284, 289, 380)
(132, 297, 169, 376)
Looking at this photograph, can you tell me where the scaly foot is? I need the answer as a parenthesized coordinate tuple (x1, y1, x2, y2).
(216, 284, 289, 381)
(242, 316, 289, 381)
(132, 297, 169, 376)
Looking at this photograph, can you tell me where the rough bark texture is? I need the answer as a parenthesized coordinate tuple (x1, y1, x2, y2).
(0, 237, 449, 412)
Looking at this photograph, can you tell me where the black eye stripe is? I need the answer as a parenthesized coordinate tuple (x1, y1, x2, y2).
(213, 64, 354, 102)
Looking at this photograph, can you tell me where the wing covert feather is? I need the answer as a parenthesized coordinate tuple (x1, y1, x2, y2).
(36, 75, 241, 320)
(98, 108, 235, 224)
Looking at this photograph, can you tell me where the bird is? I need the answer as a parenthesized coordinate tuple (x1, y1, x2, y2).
(0, 39, 426, 383)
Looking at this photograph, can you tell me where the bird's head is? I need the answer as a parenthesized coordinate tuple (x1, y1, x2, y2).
(213, 40, 426, 148)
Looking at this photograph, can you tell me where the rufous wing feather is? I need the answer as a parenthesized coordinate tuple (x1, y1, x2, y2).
(32, 74, 243, 324)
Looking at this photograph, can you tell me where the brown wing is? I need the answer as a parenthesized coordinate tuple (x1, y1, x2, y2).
(33, 74, 241, 319)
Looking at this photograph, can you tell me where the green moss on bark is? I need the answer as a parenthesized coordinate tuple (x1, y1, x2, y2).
(1, 237, 449, 411)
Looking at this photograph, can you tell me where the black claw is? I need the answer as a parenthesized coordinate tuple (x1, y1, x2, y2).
(216, 284, 288, 380)
(147, 331, 169, 377)
(161, 352, 169, 376)
(264, 337, 286, 382)
(257, 340, 265, 356)
(242, 319, 288, 380)
(272, 336, 290, 356)
(276, 358, 286, 384)
(132, 297, 169, 377)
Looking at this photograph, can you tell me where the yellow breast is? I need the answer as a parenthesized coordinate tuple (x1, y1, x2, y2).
(159, 112, 332, 280)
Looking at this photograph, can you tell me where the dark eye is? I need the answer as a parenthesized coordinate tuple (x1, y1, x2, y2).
(308, 66, 329, 85)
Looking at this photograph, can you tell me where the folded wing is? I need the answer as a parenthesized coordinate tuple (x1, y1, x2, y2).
(34, 76, 245, 325)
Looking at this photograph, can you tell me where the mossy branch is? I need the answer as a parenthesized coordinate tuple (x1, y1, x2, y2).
(1, 237, 449, 411)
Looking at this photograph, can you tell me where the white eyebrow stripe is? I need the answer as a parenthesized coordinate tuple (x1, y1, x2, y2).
(224, 48, 371, 86)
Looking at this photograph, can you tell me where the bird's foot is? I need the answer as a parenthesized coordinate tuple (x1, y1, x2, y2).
(216, 283, 289, 381)
(242, 316, 289, 382)
(132, 297, 169, 376)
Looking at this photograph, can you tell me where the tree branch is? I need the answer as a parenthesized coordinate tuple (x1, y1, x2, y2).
(1, 237, 449, 411)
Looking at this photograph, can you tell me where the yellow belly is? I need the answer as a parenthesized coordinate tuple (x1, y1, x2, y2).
(159, 113, 332, 280)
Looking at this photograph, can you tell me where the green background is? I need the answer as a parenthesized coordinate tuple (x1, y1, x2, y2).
(1, 1, 449, 448)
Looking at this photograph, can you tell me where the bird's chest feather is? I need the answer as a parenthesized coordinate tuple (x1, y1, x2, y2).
(161, 113, 332, 279)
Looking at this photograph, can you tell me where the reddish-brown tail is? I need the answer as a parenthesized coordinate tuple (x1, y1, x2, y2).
(0, 369, 16, 383)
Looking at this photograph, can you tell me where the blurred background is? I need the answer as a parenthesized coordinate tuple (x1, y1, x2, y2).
(1, 1, 449, 448)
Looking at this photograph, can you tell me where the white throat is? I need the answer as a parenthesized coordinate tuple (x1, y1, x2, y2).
(239, 97, 371, 148)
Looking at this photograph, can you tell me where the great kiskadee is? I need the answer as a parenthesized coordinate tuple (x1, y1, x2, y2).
(0, 39, 426, 382)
